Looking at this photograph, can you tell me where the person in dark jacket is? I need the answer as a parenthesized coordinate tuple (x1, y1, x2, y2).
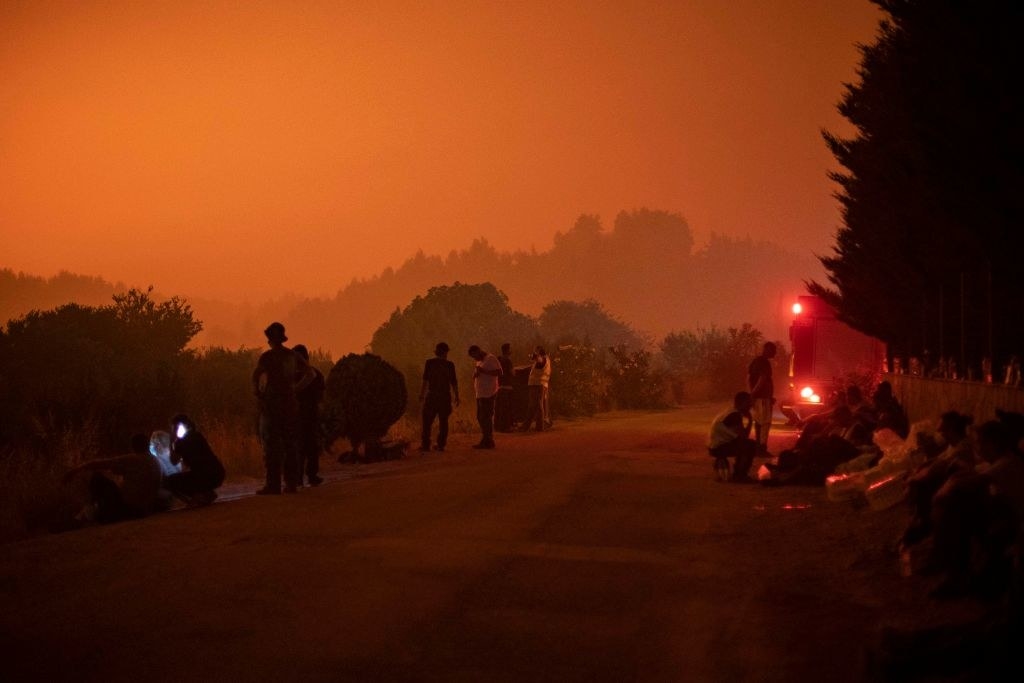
(293, 344, 326, 486)
(495, 343, 515, 432)
(164, 414, 225, 506)
(419, 342, 460, 452)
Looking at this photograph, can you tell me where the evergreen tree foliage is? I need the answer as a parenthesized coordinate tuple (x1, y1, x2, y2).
(813, 0, 1024, 372)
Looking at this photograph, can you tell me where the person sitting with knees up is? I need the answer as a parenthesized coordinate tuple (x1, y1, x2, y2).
(164, 414, 225, 507)
(708, 391, 758, 483)
(64, 433, 164, 524)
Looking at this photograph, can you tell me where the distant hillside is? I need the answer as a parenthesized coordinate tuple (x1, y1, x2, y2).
(3, 209, 824, 355)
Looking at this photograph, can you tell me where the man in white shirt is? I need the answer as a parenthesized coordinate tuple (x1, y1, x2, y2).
(468, 345, 502, 449)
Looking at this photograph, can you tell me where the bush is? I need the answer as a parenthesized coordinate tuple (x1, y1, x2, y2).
(322, 353, 407, 457)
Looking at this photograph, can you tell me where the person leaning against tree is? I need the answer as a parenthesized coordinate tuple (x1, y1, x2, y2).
(468, 344, 502, 449)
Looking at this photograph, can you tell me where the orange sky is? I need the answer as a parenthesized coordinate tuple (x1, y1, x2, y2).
(1, 0, 881, 302)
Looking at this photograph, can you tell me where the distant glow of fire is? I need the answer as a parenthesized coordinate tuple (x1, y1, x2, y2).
(792, 302, 803, 315)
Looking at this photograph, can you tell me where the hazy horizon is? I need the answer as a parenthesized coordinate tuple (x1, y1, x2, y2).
(2, 1, 879, 302)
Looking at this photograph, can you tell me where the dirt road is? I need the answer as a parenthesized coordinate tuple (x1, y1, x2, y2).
(0, 406, 951, 682)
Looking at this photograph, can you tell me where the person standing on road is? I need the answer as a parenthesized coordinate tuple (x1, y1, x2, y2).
(419, 342, 460, 453)
(293, 344, 325, 487)
(708, 391, 758, 482)
(252, 322, 313, 494)
(748, 341, 777, 454)
(520, 346, 551, 432)
(495, 343, 515, 432)
(468, 344, 502, 449)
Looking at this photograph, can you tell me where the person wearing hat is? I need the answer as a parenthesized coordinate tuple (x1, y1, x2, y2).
(251, 322, 313, 494)
(418, 342, 460, 453)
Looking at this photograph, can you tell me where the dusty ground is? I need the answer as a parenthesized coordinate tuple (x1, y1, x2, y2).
(0, 405, 997, 682)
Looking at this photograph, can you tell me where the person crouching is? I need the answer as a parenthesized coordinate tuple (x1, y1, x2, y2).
(164, 414, 225, 506)
(708, 391, 758, 483)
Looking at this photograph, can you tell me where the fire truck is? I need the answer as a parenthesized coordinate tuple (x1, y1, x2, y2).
(782, 295, 887, 424)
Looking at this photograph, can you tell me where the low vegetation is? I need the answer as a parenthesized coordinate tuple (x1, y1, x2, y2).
(0, 284, 781, 540)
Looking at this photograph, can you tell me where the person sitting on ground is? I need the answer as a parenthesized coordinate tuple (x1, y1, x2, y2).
(164, 414, 225, 507)
(927, 419, 1024, 599)
(769, 405, 870, 485)
(708, 391, 758, 483)
(902, 411, 976, 547)
(149, 430, 180, 477)
(64, 433, 164, 524)
(872, 380, 909, 438)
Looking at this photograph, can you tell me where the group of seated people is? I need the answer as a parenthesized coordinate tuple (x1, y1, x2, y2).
(709, 381, 910, 485)
(65, 414, 225, 525)
(709, 378, 1024, 604)
(764, 381, 909, 485)
(901, 408, 1024, 601)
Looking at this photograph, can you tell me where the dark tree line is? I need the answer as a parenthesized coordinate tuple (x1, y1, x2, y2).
(813, 0, 1024, 377)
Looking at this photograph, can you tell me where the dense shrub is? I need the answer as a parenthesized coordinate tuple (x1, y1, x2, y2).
(0, 288, 200, 452)
(607, 346, 668, 409)
(549, 343, 605, 417)
(322, 353, 407, 456)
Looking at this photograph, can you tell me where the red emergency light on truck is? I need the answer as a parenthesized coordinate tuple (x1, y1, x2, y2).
(782, 295, 886, 424)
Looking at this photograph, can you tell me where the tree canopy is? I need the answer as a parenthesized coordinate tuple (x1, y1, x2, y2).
(812, 0, 1024, 374)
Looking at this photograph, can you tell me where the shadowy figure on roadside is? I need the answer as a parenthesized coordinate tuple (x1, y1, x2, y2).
(926, 418, 1024, 600)
(767, 404, 874, 485)
(164, 414, 225, 507)
(748, 341, 777, 454)
(64, 433, 164, 524)
(872, 380, 909, 438)
(251, 322, 313, 494)
(419, 342, 460, 453)
(293, 344, 325, 487)
(495, 343, 515, 432)
(468, 344, 501, 449)
(902, 411, 976, 547)
(519, 346, 551, 433)
(149, 430, 180, 477)
(708, 391, 758, 483)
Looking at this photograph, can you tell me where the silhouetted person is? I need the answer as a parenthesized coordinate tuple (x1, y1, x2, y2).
(519, 346, 551, 432)
(149, 430, 180, 477)
(872, 380, 909, 438)
(468, 344, 502, 449)
(902, 411, 976, 547)
(708, 392, 758, 483)
(495, 342, 515, 432)
(64, 433, 164, 523)
(293, 344, 325, 486)
(748, 341, 777, 453)
(419, 342, 460, 453)
(252, 322, 312, 494)
(164, 415, 225, 507)
(928, 420, 1024, 599)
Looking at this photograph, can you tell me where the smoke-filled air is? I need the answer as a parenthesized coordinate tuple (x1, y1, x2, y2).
(2, 0, 880, 348)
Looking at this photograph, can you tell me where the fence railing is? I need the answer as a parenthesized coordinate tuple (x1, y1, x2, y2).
(886, 373, 1024, 425)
